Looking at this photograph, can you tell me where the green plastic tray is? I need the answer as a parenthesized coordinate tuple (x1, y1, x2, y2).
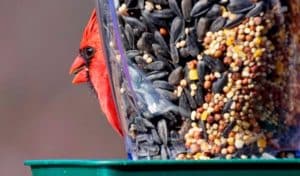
(25, 159, 300, 176)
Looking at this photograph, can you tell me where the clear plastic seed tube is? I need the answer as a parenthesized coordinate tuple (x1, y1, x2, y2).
(96, 0, 300, 160)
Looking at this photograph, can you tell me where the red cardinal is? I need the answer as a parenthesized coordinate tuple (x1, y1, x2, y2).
(69, 9, 123, 136)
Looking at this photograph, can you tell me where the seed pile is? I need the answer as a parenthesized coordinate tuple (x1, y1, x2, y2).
(110, 0, 296, 159)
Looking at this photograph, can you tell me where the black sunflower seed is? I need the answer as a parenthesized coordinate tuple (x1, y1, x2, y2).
(120, 25, 130, 50)
(148, 0, 169, 5)
(141, 10, 157, 32)
(127, 50, 141, 62)
(154, 31, 169, 51)
(246, 1, 265, 18)
(170, 43, 180, 64)
(196, 17, 210, 42)
(152, 9, 175, 19)
(169, 0, 182, 17)
(168, 66, 184, 85)
(171, 142, 187, 156)
(184, 88, 197, 109)
(195, 84, 204, 106)
(224, 13, 245, 28)
(212, 72, 228, 93)
(227, 0, 255, 14)
(179, 47, 190, 58)
(156, 88, 178, 101)
(222, 120, 236, 138)
(149, 13, 169, 27)
(146, 71, 169, 81)
(157, 119, 168, 146)
(125, 24, 135, 49)
(223, 99, 233, 113)
(137, 0, 145, 9)
(122, 16, 147, 36)
(135, 116, 153, 132)
(198, 120, 208, 140)
(170, 17, 185, 43)
(141, 143, 160, 156)
(153, 80, 175, 91)
(178, 119, 191, 137)
(210, 16, 226, 32)
(137, 32, 155, 53)
(160, 145, 169, 159)
(206, 4, 221, 20)
(162, 111, 179, 126)
(145, 60, 166, 71)
(156, 54, 174, 70)
(151, 129, 162, 144)
(203, 55, 225, 72)
(136, 133, 153, 143)
(197, 60, 207, 83)
(181, 0, 193, 21)
(179, 91, 191, 116)
(152, 43, 170, 58)
(186, 29, 200, 57)
(190, 0, 211, 17)
(125, 0, 138, 8)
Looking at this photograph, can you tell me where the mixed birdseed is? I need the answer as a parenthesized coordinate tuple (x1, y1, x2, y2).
(105, 0, 299, 159)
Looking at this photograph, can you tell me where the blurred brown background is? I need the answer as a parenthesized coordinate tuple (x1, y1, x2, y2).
(0, 0, 124, 175)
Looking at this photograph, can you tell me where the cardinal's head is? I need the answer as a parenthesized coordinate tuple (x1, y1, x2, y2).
(69, 10, 102, 87)
(69, 10, 123, 135)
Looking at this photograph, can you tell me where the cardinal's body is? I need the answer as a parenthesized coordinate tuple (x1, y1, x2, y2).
(70, 10, 123, 136)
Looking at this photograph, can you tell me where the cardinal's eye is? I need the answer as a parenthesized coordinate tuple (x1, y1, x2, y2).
(81, 46, 95, 61)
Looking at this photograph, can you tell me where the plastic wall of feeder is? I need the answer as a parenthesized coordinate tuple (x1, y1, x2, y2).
(95, 0, 300, 160)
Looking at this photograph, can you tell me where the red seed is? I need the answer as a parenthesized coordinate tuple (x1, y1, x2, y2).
(254, 17, 262, 25)
(197, 107, 204, 113)
(204, 36, 212, 44)
(159, 27, 168, 36)
(245, 35, 253, 41)
(190, 143, 200, 154)
(224, 57, 233, 64)
(204, 81, 212, 89)
(214, 50, 223, 58)
(214, 105, 221, 113)
(207, 115, 214, 124)
(205, 93, 213, 102)
(193, 130, 201, 139)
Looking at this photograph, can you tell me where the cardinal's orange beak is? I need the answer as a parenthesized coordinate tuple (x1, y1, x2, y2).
(69, 56, 88, 84)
